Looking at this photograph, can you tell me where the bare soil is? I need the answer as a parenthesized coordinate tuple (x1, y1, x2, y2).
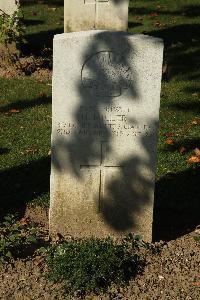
(0, 46, 52, 81)
(0, 205, 199, 300)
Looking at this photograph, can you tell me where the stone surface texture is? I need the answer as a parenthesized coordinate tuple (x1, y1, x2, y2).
(64, 0, 129, 32)
(50, 31, 164, 242)
(0, 0, 19, 15)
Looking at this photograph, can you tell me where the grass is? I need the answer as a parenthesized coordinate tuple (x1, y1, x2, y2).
(0, 0, 199, 239)
(0, 78, 51, 211)
(128, 0, 199, 239)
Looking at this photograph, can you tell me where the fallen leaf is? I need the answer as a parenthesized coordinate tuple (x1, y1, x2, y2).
(192, 120, 198, 125)
(150, 12, 158, 17)
(25, 148, 36, 154)
(19, 217, 29, 226)
(193, 281, 200, 287)
(33, 256, 44, 267)
(191, 118, 200, 125)
(165, 138, 174, 145)
(38, 92, 46, 98)
(188, 155, 200, 164)
(194, 148, 200, 157)
(178, 146, 186, 155)
(48, 7, 57, 11)
(154, 21, 162, 28)
(135, 16, 143, 21)
(165, 132, 174, 137)
(10, 109, 20, 113)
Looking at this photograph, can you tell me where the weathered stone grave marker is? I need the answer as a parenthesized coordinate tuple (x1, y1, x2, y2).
(50, 31, 164, 242)
(80, 141, 125, 212)
(84, 0, 110, 30)
(0, 0, 19, 15)
(64, 0, 129, 32)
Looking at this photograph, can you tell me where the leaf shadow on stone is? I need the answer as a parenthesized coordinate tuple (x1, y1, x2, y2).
(52, 31, 161, 234)
(100, 122, 158, 231)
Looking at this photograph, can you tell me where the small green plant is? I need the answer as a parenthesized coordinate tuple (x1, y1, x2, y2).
(0, 214, 39, 263)
(0, 9, 25, 62)
(193, 235, 200, 242)
(46, 236, 144, 295)
(0, 10, 25, 46)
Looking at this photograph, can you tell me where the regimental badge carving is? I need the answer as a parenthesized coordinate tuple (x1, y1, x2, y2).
(81, 51, 132, 97)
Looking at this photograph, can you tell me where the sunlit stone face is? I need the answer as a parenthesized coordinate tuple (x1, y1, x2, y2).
(50, 31, 164, 242)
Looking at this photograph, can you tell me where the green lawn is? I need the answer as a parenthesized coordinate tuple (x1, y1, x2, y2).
(0, 0, 199, 240)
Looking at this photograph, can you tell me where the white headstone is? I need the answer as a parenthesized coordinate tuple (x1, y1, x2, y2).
(50, 31, 164, 242)
(0, 0, 19, 15)
(64, 0, 129, 32)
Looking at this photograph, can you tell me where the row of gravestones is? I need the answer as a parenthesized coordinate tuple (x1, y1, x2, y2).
(1, 0, 164, 242)
(1, 0, 128, 31)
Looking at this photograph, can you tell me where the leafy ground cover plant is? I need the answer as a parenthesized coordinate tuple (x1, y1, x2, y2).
(0, 214, 42, 263)
(193, 225, 200, 242)
(46, 235, 145, 295)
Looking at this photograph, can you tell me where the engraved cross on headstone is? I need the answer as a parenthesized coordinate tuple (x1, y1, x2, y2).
(84, 0, 110, 29)
(80, 141, 124, 212)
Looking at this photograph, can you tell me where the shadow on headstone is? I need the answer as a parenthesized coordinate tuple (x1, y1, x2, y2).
(51, 30, 163, 241)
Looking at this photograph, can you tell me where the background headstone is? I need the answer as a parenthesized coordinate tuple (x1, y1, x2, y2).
(50, 31, 164, 242)
(64, 0, 129, 32)
(0, 0, 19, 15)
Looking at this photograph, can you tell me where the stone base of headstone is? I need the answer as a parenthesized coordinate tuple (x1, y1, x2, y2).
(50, 30, 164, 242)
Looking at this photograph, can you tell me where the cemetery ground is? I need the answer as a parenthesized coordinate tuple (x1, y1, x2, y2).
(0, 0, 199, 299)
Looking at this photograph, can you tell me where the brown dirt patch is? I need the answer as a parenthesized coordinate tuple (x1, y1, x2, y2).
(0, 47, 52, 81)
(0, 206, 199, 300)
(24, 204, 49, 229)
